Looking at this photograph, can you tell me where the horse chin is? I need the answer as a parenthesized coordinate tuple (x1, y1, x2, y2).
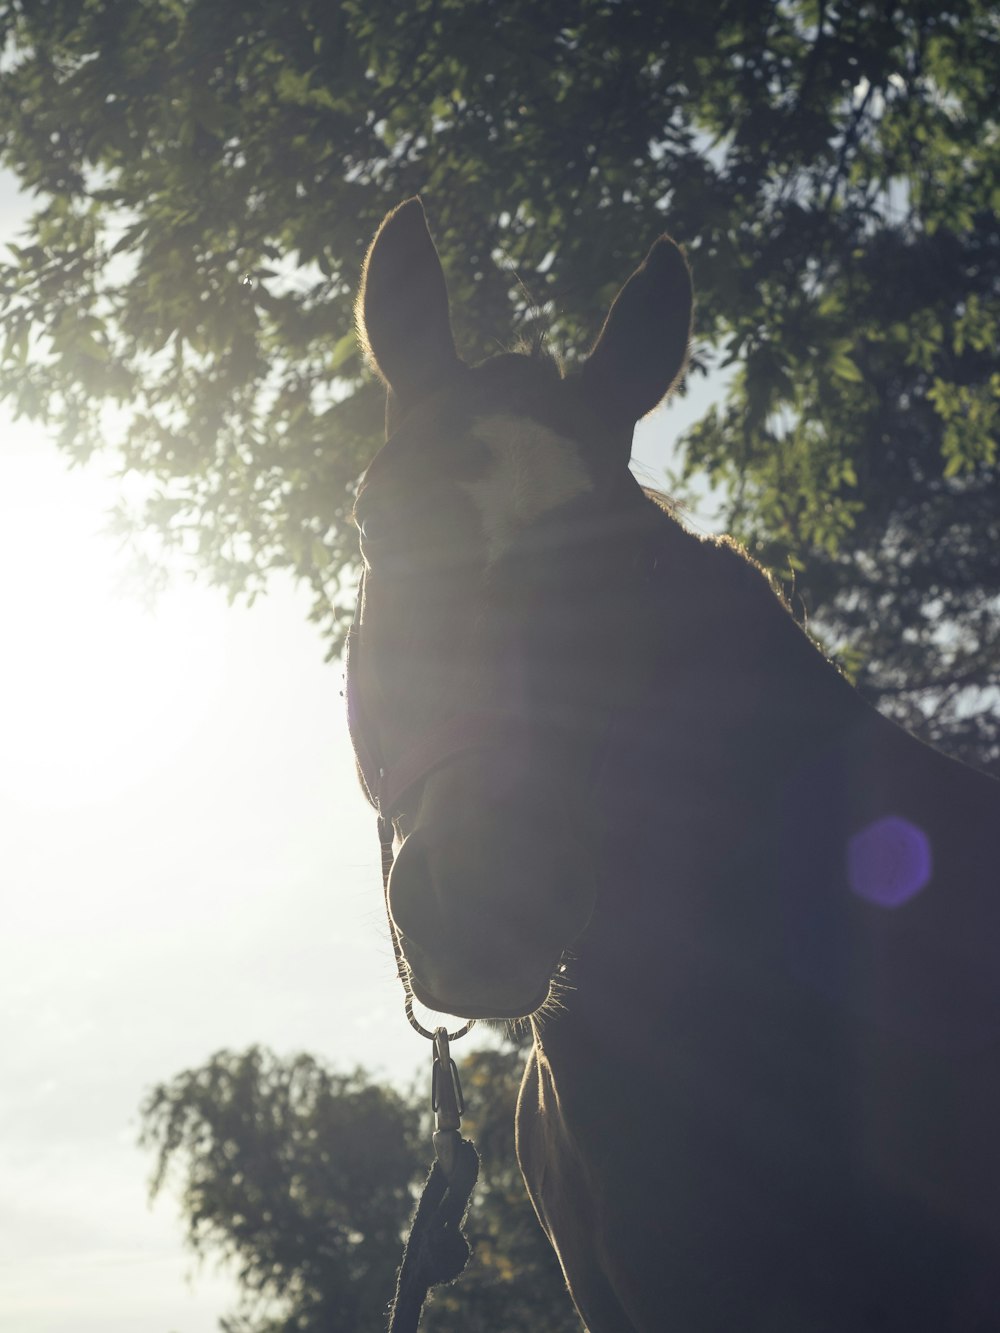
(402, 942, 555, 1021)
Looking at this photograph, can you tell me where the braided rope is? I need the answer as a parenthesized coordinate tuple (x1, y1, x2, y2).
(387, 1139, 480, 1333)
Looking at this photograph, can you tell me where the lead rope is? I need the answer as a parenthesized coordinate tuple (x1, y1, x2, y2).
(377, 814, 480, 1333)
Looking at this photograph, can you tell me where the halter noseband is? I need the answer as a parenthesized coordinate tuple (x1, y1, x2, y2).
(353, 695, 524, 822)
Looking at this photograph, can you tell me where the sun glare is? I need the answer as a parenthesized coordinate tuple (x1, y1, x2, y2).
(0, 439, 227, 809)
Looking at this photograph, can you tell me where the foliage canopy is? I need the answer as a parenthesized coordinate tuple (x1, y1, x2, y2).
(140, 1044, 583, 1332)
(1, 0, 997, 764)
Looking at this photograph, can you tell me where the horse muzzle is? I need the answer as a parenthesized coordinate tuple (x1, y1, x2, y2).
(386, 784, 596, 1021)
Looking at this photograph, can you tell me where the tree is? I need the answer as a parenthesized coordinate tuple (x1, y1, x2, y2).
(680, 196, 1000, 774)
(140, 1044, 583, 1332)
(1, 0, 997, 764)
(140, 1047, 423, 1333)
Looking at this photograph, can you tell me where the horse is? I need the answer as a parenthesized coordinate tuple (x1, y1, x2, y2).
(345, 198, 1000, 1331)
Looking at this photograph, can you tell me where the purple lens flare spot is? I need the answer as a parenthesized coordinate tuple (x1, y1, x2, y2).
(846, 815, 932, 908)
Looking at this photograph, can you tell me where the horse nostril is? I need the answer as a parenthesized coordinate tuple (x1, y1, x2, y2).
(387, 828, 436, 952)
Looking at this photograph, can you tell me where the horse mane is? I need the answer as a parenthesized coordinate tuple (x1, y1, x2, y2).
(640, 483, 796, 617)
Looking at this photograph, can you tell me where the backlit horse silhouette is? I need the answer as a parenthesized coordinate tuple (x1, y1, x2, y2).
(347, 199, 1000, 1332)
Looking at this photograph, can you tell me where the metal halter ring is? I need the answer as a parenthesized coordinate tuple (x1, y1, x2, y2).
(404, 994, 475, 1043)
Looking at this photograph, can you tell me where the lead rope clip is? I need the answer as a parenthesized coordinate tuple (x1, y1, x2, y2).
(431, 1027, 465, 1178)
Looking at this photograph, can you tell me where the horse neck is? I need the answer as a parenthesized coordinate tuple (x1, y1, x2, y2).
(532, 503, 851, 1091)
(531, 510, 715, 1081)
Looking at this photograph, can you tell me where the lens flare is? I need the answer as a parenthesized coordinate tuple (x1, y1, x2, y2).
(846, 815, 932, 908)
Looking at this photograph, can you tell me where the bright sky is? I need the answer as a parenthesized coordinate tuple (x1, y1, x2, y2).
(0, 168, 719, 1333)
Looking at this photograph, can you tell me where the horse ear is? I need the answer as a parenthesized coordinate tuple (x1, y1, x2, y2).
(355, 198, 462, 423)
(579, 234, 693, 433)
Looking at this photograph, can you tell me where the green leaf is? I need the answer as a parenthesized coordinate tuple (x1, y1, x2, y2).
(830, 351, 862, 383)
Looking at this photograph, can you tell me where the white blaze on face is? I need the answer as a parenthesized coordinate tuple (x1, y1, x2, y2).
(463, 415, 593, 562)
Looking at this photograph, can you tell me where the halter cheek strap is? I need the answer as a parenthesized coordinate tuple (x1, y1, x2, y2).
(346, 611, 486, 1041)
(375, 710, 524, 817)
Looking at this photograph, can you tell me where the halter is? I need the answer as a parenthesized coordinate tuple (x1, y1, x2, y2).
(345, 586, 512, 1042)
(346, 509, 664, 1330)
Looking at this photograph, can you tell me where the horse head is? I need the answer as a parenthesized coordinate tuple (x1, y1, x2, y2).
(347, 198, 692, 1021)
